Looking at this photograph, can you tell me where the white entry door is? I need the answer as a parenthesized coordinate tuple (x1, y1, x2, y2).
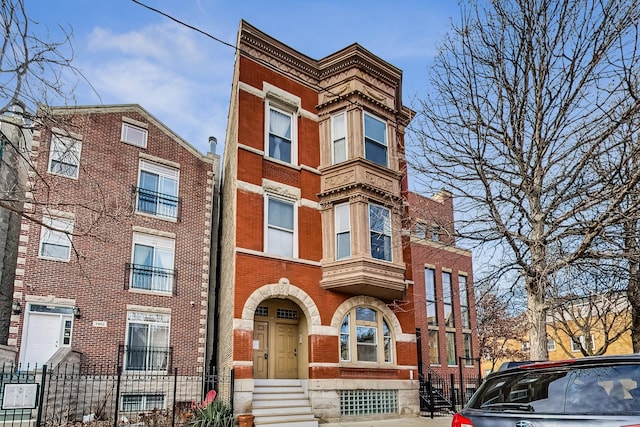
(20, 305, 74, 369)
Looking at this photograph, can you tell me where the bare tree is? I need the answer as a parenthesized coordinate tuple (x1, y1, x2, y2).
(546, 265, 631, 356)
(476, 292, 527, 373)
(410, 0, 640, 359)
(0, 0, 108, 344)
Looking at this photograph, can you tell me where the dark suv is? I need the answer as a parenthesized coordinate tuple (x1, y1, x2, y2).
(453, 355, 640, 427)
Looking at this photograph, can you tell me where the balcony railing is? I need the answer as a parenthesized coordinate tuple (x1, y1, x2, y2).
(125, 263, 177, 295)
(133, 186, 181, 220)
(118, 344, 173, 373)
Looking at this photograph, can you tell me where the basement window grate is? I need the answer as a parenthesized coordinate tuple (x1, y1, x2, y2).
(339, 389, 398, 416)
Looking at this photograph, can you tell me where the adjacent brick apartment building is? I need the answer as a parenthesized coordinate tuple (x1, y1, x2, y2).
(407, 191, 478, 391)
(9, 105, 219, 373)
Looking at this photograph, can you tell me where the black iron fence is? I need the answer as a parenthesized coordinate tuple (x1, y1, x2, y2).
(0, 363, 233, 427)
(418, 365, 482, 418)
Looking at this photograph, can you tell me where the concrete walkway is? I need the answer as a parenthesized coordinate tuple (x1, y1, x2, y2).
(322, 416, 453, 427)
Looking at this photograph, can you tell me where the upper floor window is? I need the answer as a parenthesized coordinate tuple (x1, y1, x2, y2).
(425, 268, 438, 326)
(459, 275, 470, 329)
(39, 215, 73, 261)
(369, 203, 391, 261)
(340, 307, 393, 364)
(547, 338, 556, 352)
(571, 334, 595, 352)
(364, 113, 387, 167)
(136, 160, 179, 220)
(432, 226, 441, 242)
(463, 333, 473, 362)
(335, 203, 351, 260)
(48, 135, 81, 179)
(332, 112, 347, 164)
(130, 233, 175, 294)
(443, 271, 454, 327)
(122, 122, 148, 148)
(267, 105, 295, 164)
(125, 311, 170, 371)
(414, 222, 428, 240)
(266, 195, 296, 258)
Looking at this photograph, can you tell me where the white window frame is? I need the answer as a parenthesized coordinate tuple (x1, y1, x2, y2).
(335, 203, 351, 260)
(571, 334, 595, 352)
(331, 111, 347, 164)
(368, 203, 392, 262)
(137, 160, 180, 220)
(547, 338, 556, 352)
(39, 216, 73, 261)
(121, 394, 166, 412)
(340, 307, 394, 364)
(124, 311, 170, 372)
(265, 194, 297, 258)
(48, 135, 81, 179)
(363, 112, 387, 167)
(265, 102, 297, 165)
(130, 233, 175, 294)
(121, 122, 148, 148)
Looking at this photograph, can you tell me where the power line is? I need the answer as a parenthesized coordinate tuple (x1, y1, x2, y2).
(130, 0, 403, 116)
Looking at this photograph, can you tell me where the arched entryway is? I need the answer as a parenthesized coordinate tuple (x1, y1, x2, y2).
(242, 278, 321, 380)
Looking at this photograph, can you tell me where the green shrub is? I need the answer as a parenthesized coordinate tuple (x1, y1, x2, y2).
(189, 400, 233, 427)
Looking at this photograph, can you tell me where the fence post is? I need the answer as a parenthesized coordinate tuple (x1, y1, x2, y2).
(112, 366, 122, 427)
(458, 357, 465, 407)
(230, 369, 235, 416)
(35, 365, 47, 427)
(171, 367, 178, 427)
(427, 373, 434, 419)
(449, 373, 456, 413)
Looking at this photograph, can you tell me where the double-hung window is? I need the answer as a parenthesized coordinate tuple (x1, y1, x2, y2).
(125, 311, 170, 371)
(130, 233, 175, 294)
(364, 113, 387, 167)
(369, 203, 391, 261)
(267, 105, 294, 164)
(340, 307, 393, 364)
(122, 122, 148, 148)
(137, 160, 179, 220)
(266, 196, 295, 257)
(332, 112, 347, 164)
(335, 203, 351, 260)
(39, 216, 73, 261)
(48, 135, 81, 179)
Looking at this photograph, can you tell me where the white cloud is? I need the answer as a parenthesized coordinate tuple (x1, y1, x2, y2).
(78, 21, 235, 154)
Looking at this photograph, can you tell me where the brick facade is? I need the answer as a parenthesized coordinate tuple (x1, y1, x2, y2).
(406, 191, 479, 380)
(10, 105, 219, 372)
(220, 21, 420, 422)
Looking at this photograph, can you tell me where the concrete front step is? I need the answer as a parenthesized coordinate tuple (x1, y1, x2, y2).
(252, 379, 318, 427)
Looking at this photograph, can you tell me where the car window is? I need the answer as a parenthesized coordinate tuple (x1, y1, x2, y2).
(469, 364, 640, 414)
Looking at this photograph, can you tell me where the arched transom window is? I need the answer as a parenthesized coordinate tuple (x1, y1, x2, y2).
(340, 307, 393, 364)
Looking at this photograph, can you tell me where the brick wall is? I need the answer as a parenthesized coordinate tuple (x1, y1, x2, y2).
(12, 106, 215, 370)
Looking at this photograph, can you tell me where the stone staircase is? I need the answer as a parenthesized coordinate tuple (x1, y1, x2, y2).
(252, 379, 318, 427)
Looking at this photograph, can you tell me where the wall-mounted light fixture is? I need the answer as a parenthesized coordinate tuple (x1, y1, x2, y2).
(11, 301, 21, 315)
(72, 306, 81, 319)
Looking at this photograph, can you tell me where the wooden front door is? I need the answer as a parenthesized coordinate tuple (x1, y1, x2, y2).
(275, 323, 298, 379)
(253, 321, 269, 379)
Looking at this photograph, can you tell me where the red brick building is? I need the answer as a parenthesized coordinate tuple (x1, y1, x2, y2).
(406, 191, 478, 390)
(218, 22, 419, 423)
(9, 105, 219, 374)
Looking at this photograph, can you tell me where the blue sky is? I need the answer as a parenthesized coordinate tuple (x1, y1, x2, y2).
(27, 1, 461, 156)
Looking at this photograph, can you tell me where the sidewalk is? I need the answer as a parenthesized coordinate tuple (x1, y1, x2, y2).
(322, 416, 453, 427)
